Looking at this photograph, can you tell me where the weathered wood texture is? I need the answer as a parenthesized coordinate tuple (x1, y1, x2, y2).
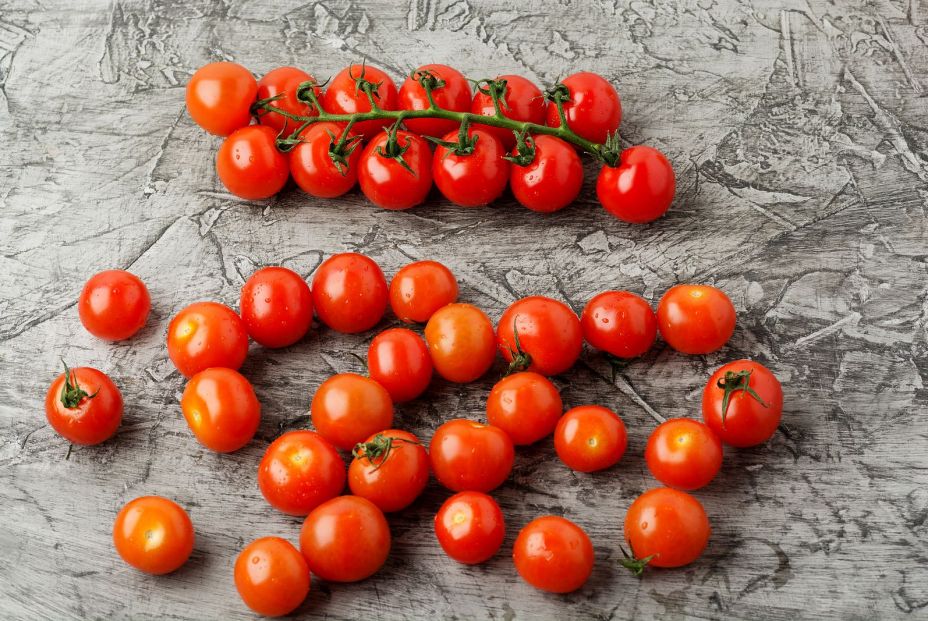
(1, 0, 927, 619)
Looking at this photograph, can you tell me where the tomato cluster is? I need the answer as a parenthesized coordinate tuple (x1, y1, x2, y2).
(186, 61, 676, 222)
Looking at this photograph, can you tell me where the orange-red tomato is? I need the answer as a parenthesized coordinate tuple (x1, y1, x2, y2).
(554, 405, 627, 473)
(497, 296, 582, 376)
(310, 373, 394, 450)
(389, 260, 458, 323)
(45, 365, 123, 445)
(509, 135, 583, 213)
(311, 253, 387, 334)
(256, 66, 321, 133)
(657, 284, 736, 354)
(702, 360, 783, 447)
(486, 372, 562, 445)
(645, 418, 723, 490)
(216, 125, 290, 200)
(624, 487, 710, 568)
(367, 328, 433, 403)
(234, 537, 310, 617)
(167, 301, 249, 378)
(349, 430, 429, 513)
(358, 130, 433, 210)
(258, 430, 345, 516)
(113, 496, 194, 575)
(180, 367, 261, 453)
(323, 64, 398, 140)
(399, 64, 471, 137)
(513, 516, 594, 593)
(186, 62, 257, 136)
(434, 491, 505, 564)
(78, 270, 150, 341)
(299, 496, 390, 582)
(240, 266, 313, 348)
(429, 419, 514, 493)
(432, 127, 510, 207)
(289, 122, 361, 198)
(580, 290, 656, 359)
(544, 71, 621, 144)
(424, 303, 496, 383)
(471, 74, 545, 149)
(598, 146, 675, 224)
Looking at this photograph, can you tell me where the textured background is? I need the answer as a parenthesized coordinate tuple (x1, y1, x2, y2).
(1, 0, 927, 619)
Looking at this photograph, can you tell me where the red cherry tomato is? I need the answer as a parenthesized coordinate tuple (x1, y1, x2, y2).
(258, 430, 345, 516)
(299, 496, 390, 582)
(486, 372, 562, 445)
(429, 419, 514, 493)
(399, 64, 471, 137)
(323, 64, 398, 140)
(311, 373, 393, 450)
(434, 491, 505, 564)
(544, 72, 621, 144)
(256, 66, 321, 133)
(513, 516, 594, 593)
(113, 496, 194, 575)
(510, 135, 583, 213)
(598, 146, 675, 223)
(367, 328, 433, 402)
(581, 290, 656, 359)
(657, 284, 736, 354)
(290, 122, 362, 198)
(311, 253, 387, 334)
(180, 368, 260, 453)
(349, 430, 429, 513)
(424, 303, 496, 383)
(554, 405, 627, 473)
(702, 360, 783, 447)
(624, 487, 710, 569)
(358, 130, 433, 210)
(166, 301, 249, 378)
(471, 74, 545, 149)
(186, 62, 257, 136)
(216, 125, 289, 200)
(389, 260, 458, 323)
(78, 270, 150, 341)
(240, 266, 313, 348)
(45, 364, 122, 445)
(645, 418, 722, 490)
(497, 296, 582, 376)
(235, 537, 310, 617)
(432, 127, 509, 207)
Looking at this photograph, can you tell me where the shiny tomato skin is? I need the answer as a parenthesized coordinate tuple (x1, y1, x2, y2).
(45, 366, 123, 445)
(513, 516, 594, 593)
(323, 64, 398, 140)
(234, 537, 310, 617)
(399, 64, 471, 137)
(78, 270, 150, 341)
(256, 66, 321, 133)
(624, 487, 710, 568)
(258, 430, 345, 516)
(581, 290, 656, 359)
(216, 125, 289, 200)
(311, 253, 387, 334)
(430, 419, 514, 493)
(367, 328, 433, 403)
(186, 62, 257, 136)
(598, 146, 675, 223)
(510, 135, 583, 213)
(389, 260, 458, 323)
(290, 122, 361, 198)
(167, 301, 249, 378)
(497, 296, 582, 376)
(349, 429, 429, 513)
(702, 360, 783, 447)
(554, 405, 627, 473)
(486, 372, 562, 445)
(433, 127, 509, 207)
(299, 496, 390, 582)
(645, 419, 722, 491)
(657, 284, 736, 354)
(471, 74, 545, 149)
(113, 496, 194, 575)
(311, 373, 394, 451)
(358, 130, 433, 210)
(180, 368, 260, 453)
(434, 491, 505, 564)
(424, 303, 496, 383)
(544, 72, 621, 144)
(240, 266, 313, 348)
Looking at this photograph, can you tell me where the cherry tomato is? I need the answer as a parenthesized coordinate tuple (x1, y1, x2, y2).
(430, 419, 514, 492)
(234, 537, 310, 617)
(323, 64, 398, 140)
(497, 296, 582, 376)
(289, 122, 361, 198)
(434, 491, 505, 564)
(180, 368, 260, 453)
(554, 405, 627, 473)
(657, 284, 736, 354)
(167, 301, 249, 378)
(349, 430, 429, 513)
(113, 496, 194, 575)
(598, 146, 675, 223)
(311, 253, 387, 334)
(256, 66, 321, 133)
(216, 125, 289, 200)
(513, 516, 593, 593)
(486, 372, 562, 445)
(544, 72, 621, 144)
(186, 62, 257, 136)
(424, 303, 496, 383)
(358, 130, 433, 210)
(702, 360, 783, 447)
(471, 74, 545, 149)
(367, 328, 433, 402)
(581, 290, 656, 359)
(399, 64, 471, 137)
(623, 487, 710, 569)
(389, 260, 458, 323)
(258, 430, 345, 516)
(432, 127, 509, 207)
(240, 266, 313, 348)
(45, 364, 122, 445)
(645, 419, 722, 490)
(311, 373, 394, 450)
(78, 270, 150, 341)
(510, 135, 583, 213)
(299, 496, 390, 582)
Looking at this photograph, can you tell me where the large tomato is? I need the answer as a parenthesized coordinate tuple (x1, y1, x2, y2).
(513, 516, 594, 593)
(289, 122, 362, 198)
(429, 419, 514, 492)
(113, 496, 194, 575)
(257, 430, 345, 516)
(580, 290, 656, 359)
(623, 487, 710, 570)
(166, 301, 249, 378)
(216, 125, 290, 200)
(186, 62, 257, 136)
(311, 253, 387, 334)
(78, 270, 150, 341)
(367, 328, 433, 403)
(509, 135, 583, 213)
(598, 146, 675, 223)
(702, 360, 783, 447)
(240, 266, 313, 348)
(310, 373, 394, 450)
(471, 74, 545, 149)
(180, 367, 261, 453)
(256, 66, 321, 133)
(323, 64, 398, 140)
(424, 303, 496, 383)
(657, 284, 736, 354)
(486, 372, 562, 445)
(299, 496, 391, 582)
(234, 537, 310, 617)
(349, 429, 429, 513)
(399, 64, 471, 137)
(358, 129, 433, 210)
(496, 295, 582, 376)
(45, 364, 123, 446)
(432, 127, 509, 207)
(544, 72, 621, 143)
(389, 260, 458, 323)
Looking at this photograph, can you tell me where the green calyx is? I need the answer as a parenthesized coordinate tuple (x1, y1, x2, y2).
(717, 369, 769, 426)
(503, 316, 532, 376)
(619, 545, 654, 577)
(352, 433, 420, 472)
(59, 360, 96, 409)
(375, 119, 416, 175)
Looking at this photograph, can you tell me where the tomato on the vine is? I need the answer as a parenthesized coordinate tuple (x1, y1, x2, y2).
(513, 516, 594, 593)
(349, 429, 429, 513)
(289, 122, 362, 198)
(702, 360, 783, 447)
(434, 491, 505, 565)
(113, 496, 194, 575)
(399, 64, 471, 137)
(432, 127, 509, 207)
(299, 496, 390, 582)
(258, 430, 345, 516)
(554, 405, 627, 473)
(78, 270, 150, 341)
(424, 303, 496, 383)
(657, 284, 736, 354)
(471, 74, 545, 148)
(186, 62, 257, 136)
(544, 72, 621, 144)
(311, 253, 387, 334)
(510, 135, 583, 213)
(45, 364, 122, 445)
(497, 295, 582, 376)
(581, 290, 656, 359)
(256, 66, 321, 133)
(180, 367, 260, 453)
(645, 418, 722, 490)
(167, 301, 249, 378)
(430, 419, 514, 492)
(623, 487, 710, 570)
(240, 266, 313, 348)
(235, 537, 310, 617)
(486, 372, 562, 445)
(310, 373, 393, 450)
(598, 145, 675, 223)
(358, 129, 433, 210)
(389, 260, 458, 323)
(323, 64, 398, 140)
(367, 328, 433, 403)
(217, 125, 289, 200)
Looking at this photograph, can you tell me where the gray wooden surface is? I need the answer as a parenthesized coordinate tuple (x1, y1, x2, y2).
(1, 0, 927, 619)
